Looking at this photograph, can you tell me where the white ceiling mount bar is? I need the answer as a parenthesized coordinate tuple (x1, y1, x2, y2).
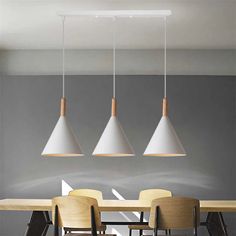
(57, 10, 172, 18)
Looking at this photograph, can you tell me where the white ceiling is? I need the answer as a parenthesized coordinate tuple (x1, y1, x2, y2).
(0, 0, 235, 50)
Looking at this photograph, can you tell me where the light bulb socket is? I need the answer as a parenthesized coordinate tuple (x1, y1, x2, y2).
(60, 97, 66, 116)
(162, 97, 168, 116)
(111, 97, 117, 116)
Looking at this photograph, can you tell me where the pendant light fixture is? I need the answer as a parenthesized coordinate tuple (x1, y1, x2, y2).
(143, 17, 186, 157)
(93, 18, 134, 157)
(42, 17, 83, 157)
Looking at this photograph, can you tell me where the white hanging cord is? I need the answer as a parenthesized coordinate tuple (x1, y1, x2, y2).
(62, 16, 66, 98)
(112, 17, 116, 98)
(164, 16, 167, 98)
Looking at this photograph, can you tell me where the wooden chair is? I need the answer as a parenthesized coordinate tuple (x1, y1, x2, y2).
(128, 189, 172, 236)
(147, 197, 200, 236)
(52, 196, 116, 236)
(69, 189, 103, 204)
(68, 189, 106, 234)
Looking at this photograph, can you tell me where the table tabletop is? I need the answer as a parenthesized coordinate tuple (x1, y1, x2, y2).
(0, 199, 235, 213)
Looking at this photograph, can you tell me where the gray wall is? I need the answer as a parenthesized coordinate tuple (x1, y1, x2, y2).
(0, 75, 235, 235)
(0, 49, 235, 76)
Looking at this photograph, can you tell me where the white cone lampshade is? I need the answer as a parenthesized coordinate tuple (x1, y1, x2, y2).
(144, 98, 186, 157)
(42, 98, 83, 157)
(93, 98, 134, 157)
(144, 116, 186, 156)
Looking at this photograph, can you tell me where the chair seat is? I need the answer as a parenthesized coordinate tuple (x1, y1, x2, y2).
(128, 224, 152, 230)
(128, 224, 171, 234)
(64, 224, 106, 232)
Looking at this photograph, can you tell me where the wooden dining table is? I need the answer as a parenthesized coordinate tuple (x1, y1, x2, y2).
(0, 199, 235, 236)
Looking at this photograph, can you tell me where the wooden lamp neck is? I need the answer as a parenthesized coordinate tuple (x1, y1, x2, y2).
(162, 97, 168, 116)
(60, 97, 66, 116)
(111, 97, 117, 116)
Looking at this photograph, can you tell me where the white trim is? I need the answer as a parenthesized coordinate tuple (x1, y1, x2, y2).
(57, 10, 172, 18)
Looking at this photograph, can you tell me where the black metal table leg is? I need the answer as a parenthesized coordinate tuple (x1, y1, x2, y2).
(24, 211, 52, 236)
(201, 212, 228, 236)
(218, 212, 228, 236)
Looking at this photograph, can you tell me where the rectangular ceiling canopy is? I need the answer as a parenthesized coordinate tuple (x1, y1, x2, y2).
(58, 10, 172, 18)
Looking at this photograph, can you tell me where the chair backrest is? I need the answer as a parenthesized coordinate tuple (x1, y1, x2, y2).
(69, 189, 103, 204)
(139, 189, 172, 203)
(52, 196, 101, 229)
(149, 197, 200, 231)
